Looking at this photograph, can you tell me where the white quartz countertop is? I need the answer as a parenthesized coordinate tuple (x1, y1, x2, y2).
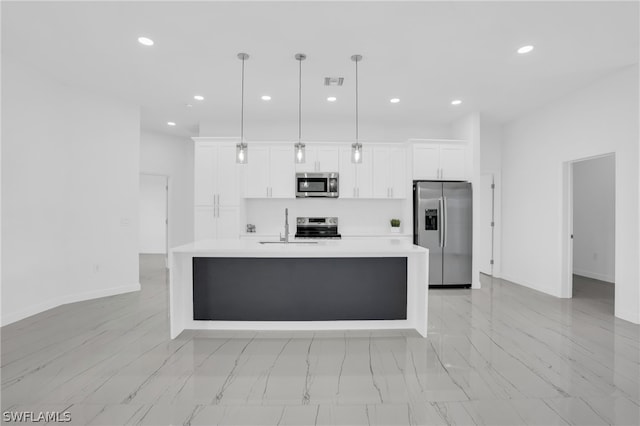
(171, 238, 427, 258)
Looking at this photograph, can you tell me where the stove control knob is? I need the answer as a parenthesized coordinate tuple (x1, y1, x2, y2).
(297, 218, 306, 224)
(329, 218, 337, 224)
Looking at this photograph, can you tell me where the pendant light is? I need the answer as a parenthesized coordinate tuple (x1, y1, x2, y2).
(236, 52, 249, 164)
(294, 53, 307, 164)
(351, 54, 363, 163)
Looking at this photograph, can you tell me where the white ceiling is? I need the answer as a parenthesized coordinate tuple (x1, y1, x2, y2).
(3, 1, 638, 139)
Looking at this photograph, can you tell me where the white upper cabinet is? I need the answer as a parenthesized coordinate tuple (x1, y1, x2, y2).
(269, 146, 295, 198)
(194, 143, 217, 206)
(295, 145, 341, 173)
(193, 139, 241, 240)
(412, 141, 468, 180)
(339, 146, 373, 198)
(194, 141, 239, 207)
(244, 145, 295, 198)
(439, 145, 467, 180)
(372, 145, 407, 199)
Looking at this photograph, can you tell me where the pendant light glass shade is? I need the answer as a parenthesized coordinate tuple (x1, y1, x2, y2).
(351, 142, 362, 164)
(236, 142, 248, 164)
(236, 53, 249, 164)
(294, 53, 307, 164)
(295, 142, 306, 164)
(351, 54, 363, 163)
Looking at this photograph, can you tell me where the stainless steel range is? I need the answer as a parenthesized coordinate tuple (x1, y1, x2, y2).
(295, 217, 341, 239)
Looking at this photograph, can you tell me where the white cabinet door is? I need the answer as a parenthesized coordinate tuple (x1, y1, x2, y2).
(371, 146, 407, 199)
(194, 143, 216, 206)
(315, 146, 340, 172)
(389, 147, 407, 199)
(355, 147, 374, 198)
(216, 206, 240, 239)
(294, 145, 340, 173)
(339, 146, 373, 198)
(217, 144, 240, 205)
(413, 145, 440, 180)
(194, 207, 216, 240)
(372, 147, 391, 198)
(439, 146, 467, 180)
(244, 146, 270, 198)
(339, 147, 357, 198)
(269, 146, 295, 198)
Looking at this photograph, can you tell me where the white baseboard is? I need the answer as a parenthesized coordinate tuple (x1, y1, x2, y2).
(1, 283, 141, 327)
(615, 307, 640, 324)
(572, 269, 614, 284)
(499, 274, 562, 298)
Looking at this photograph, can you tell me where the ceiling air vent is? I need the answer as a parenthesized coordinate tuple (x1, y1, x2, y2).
(324, 77, 344, 86)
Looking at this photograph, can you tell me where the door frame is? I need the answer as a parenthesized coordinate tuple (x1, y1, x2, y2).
(479, 171, 501, 278)
(561, 153, 615, 299)
(139, 173, 170, 266)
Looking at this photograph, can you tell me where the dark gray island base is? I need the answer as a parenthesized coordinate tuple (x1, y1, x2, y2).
(169, 239, 428, 338)
(193, 257, 407, 321)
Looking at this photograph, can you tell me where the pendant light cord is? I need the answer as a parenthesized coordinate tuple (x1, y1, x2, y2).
(298, 56, 302, 143)
(355, 58, 359, 143)
(240, 56, 245, 144)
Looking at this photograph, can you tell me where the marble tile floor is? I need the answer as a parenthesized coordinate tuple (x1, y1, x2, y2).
(1, 255, 638, 425)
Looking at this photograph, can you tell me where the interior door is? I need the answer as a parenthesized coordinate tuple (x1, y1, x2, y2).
(416, 182, 443, 285)
(442, 182, 472, 285)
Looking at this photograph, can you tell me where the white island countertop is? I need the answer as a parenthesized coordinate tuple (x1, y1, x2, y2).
(169, 239, 429, 339)
(171, 238, 427, 257)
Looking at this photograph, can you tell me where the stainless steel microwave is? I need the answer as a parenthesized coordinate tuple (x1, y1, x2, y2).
(295, 172, 339, 198)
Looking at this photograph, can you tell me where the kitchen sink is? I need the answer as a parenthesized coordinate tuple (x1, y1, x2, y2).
(259, 241, 318, 245)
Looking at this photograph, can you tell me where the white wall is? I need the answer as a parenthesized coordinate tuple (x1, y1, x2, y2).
(502, 65, 639, 323)
(244, 199, 409, 237)
(140, 131, 194, 249)
(572, 155, 615, 283)
(199, 118, 452, 141)
(139, 174, 168, 254)
(1, 56, 141, 326)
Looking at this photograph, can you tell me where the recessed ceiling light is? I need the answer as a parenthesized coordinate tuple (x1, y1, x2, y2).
(451, 99, 462, 105)
(390, 98, 400, 104)
(137, 37, 154, 46)
(194, 95, 204, 101)
(167, 121, 176, 126)
(517, 45, 534, 54)
(327, 96, 337, 102)
(261, 95, 271, 101)
(185, 103, 193, 108)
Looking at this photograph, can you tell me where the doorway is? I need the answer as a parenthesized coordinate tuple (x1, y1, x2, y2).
(562, 154, 615, 311)
(139, 174, 169, 266)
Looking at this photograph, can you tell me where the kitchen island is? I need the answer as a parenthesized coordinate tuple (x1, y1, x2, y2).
(169, 239, 428, 338)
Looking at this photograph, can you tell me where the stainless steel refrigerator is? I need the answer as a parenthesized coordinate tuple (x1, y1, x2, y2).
(413, 181, 472, 287)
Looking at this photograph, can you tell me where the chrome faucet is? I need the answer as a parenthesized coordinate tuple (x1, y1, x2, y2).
(280, 208, 290, 243)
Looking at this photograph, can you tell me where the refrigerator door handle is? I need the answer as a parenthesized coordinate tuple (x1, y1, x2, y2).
(443, 196, 448, 247)
(438, 197, 444, 247)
